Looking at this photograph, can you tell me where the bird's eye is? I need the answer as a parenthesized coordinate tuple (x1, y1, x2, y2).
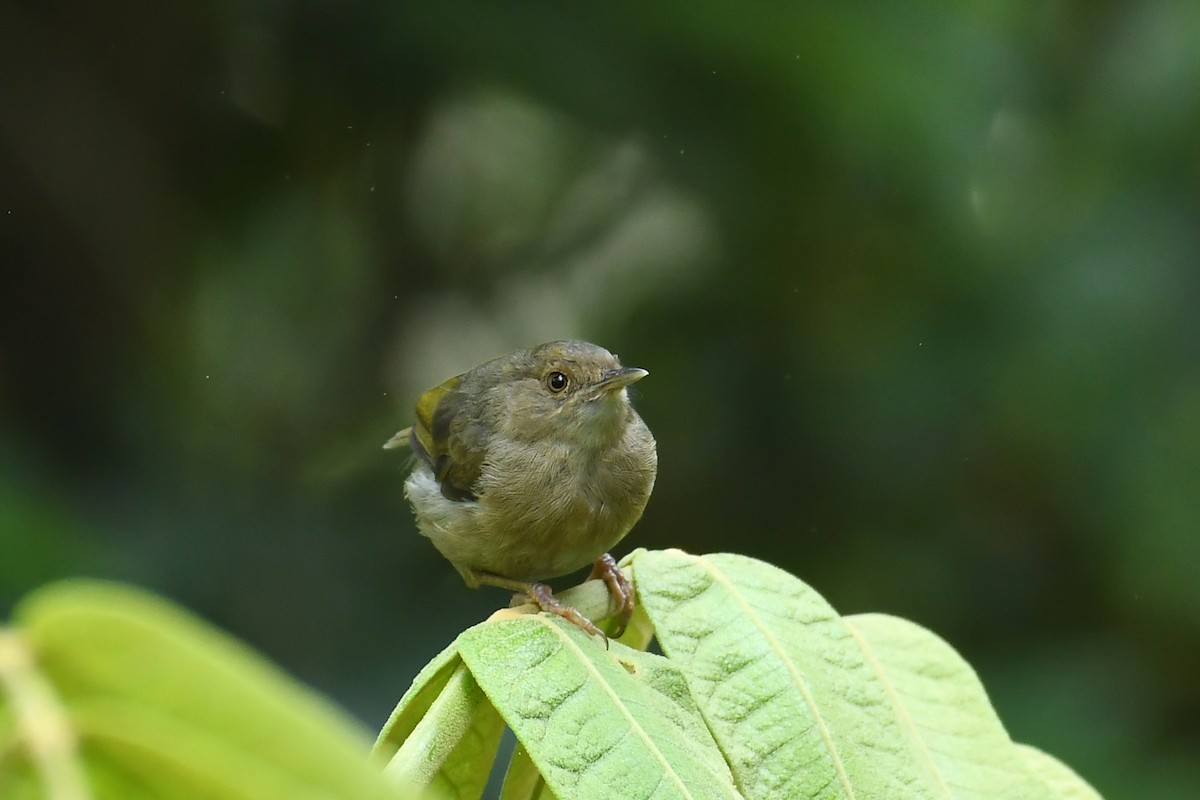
(546, 371, 569, 393)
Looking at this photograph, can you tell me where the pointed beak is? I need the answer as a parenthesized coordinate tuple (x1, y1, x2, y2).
(594, 367, 648, 394)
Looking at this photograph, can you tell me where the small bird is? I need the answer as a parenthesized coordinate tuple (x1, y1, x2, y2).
(385, 340, 658, 638)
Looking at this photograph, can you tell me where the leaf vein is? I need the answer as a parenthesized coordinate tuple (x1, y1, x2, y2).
(843, 617, 954, 799)
(693, 555, 857, 800)
(533, 617, 700, 800)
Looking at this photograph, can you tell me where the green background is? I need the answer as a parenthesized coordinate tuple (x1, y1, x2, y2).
(2, 3, 1197, 797)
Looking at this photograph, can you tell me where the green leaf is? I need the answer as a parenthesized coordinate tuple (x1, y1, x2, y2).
(845, 613, 1053, 798)
(373, 550, 1100, 800)
(499, 743, 556, 800)
(630, 550, 1060, 799)
(378, 660, 503, 799)
(2, 580, 406, 800)
(1016, 745, 1103, 800)
(633, 549, 911, 798)
(373, 638, 465, 761)
(457, 614, 742, 800)
(372, 579, 628, 800)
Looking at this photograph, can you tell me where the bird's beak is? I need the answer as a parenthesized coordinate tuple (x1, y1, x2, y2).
(594, 367, 649, 394)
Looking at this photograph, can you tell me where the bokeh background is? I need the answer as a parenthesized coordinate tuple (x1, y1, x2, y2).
(3, 2, 1198, 796)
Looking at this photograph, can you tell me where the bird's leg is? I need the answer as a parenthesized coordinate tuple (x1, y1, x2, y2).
(522, 583, 607, 641)
(471, 570, 606, 641)
(587, 553, 634, 638)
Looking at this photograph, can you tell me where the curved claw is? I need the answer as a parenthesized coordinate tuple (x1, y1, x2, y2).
(588, 553, 635, 638)
(479, 562, 632, 647)
(524, 582, 607, 644)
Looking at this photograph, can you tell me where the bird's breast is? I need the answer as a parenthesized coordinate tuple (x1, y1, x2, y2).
(465, 427, 656, 580)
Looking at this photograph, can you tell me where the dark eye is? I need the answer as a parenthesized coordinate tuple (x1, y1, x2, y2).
(546, 371, 569, 393)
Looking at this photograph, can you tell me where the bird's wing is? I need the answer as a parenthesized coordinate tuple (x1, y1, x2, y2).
(411, 374, 484, 501)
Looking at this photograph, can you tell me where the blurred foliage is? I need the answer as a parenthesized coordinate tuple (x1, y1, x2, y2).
(1, 580, 406, 799)
(1, 2, 1197, 798)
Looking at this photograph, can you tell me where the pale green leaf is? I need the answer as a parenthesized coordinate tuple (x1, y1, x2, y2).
(1016, 745, 1103, 800)
(631, 550, 938, 799)
(457, 614, 742, 800)
(370, 550, 1099, 800)
(373, 638, 464, 761)
(4, 580, 406, 800)
(380, 661, 503, 799)
(424, 673, 504, 800)
(499, 743, 557, 800)
(71, 697, 371, 800)
(845, 613, 1053, 799)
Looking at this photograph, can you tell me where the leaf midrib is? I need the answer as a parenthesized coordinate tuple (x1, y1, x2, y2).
(843, 618, 954, 799)
(533, 617, 700, 800)
(692, 556, 857, 800)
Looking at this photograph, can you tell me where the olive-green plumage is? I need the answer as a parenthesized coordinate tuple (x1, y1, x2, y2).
(385, 340, 658, 637)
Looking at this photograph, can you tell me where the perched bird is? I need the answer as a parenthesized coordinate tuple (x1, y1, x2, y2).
(385, 340, 658, 638)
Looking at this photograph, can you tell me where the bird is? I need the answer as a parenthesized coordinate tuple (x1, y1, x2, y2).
(384, 340, 658, 639)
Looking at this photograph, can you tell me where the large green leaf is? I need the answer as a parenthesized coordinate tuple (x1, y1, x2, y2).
(374, 639, 465, 763)
(630, 550, 1089, 800)
(632, 549, 920, 798)
(458, 615, 742, 800)
(373, 549, 1101, 800)
(374, 650, 503, 800)
(1016, 745, 1103, 800)
(845, 613, 1053, 798)
(1, 580, 406, 800)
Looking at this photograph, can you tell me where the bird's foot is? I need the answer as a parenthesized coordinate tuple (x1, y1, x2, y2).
(521, 582, 607, 642)
(588, 552, 634, 638)
(478, 570, 605, 640)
